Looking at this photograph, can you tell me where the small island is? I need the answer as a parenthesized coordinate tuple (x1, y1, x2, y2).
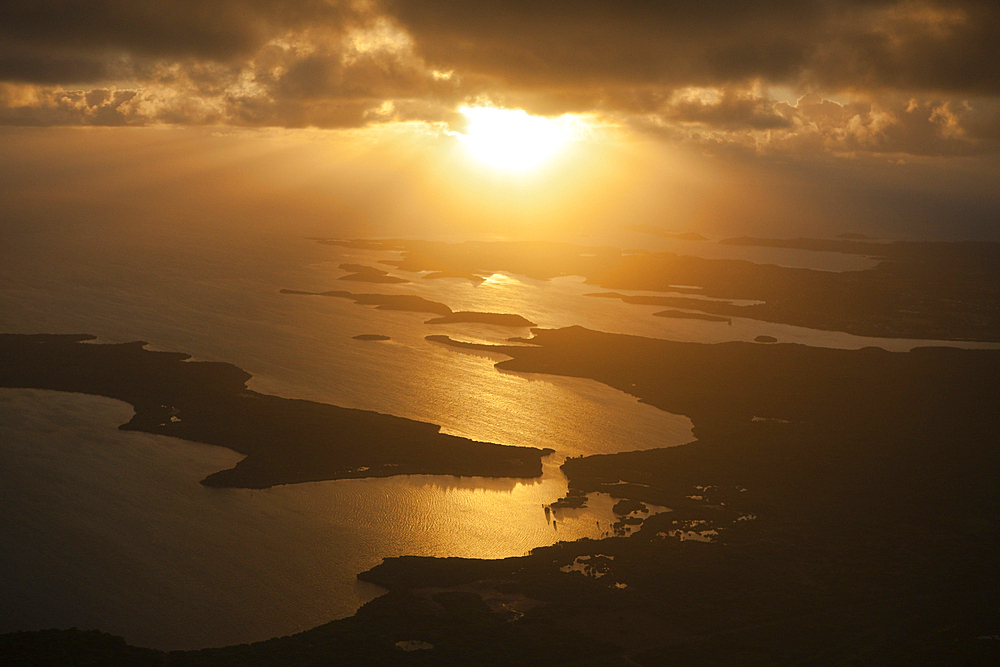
(280, 289, 452, 315)
(424, 312, 536, 327)
(353, 334, 391, 341)
(338, 263, 409, 284)
(282, 289, 538, 328)
(425, 335, 510, 351)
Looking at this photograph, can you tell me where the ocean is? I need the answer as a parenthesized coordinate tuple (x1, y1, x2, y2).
(1, 222, 991, 649)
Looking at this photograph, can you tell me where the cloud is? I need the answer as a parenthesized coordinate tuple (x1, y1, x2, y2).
(0, 1, 349, 69)
(774, 93, 1000, 156)
(0, 84, 139, 126)
(0, 10, 465, 128)
(383, 0, 1000, 95)
(0, 0, 997, 161)
(630, 90, 999, 157)
(661, 88, 792, 131)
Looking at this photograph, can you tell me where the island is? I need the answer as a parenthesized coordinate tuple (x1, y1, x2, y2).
(338, 263, 409, 284)
(425, 335, 518, 351)
(353, 334, 391, 341)
(9, 324, 998, 664)
(424, 312, 536, 327)
(282, 289, 537, 327)
(314, 238, 1000, 341)
(0, 334, 547, 488)
(279, 289, 452, 316)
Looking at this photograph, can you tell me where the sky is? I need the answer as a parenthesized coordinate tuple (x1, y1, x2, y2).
(2, 1, 998, 240)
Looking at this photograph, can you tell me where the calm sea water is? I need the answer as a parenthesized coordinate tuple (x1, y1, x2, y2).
(0, 224, 992, 649)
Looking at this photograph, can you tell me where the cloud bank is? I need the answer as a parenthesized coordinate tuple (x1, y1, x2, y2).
(1, 0, 998, 156)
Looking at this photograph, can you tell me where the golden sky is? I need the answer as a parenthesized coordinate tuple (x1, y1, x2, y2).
(1, 1, 998, 239)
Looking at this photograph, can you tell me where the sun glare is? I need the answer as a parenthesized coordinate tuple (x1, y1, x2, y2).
(457, 106, 572, 172)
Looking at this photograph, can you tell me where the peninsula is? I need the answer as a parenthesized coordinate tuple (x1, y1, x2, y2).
(0, 334, 547, 488)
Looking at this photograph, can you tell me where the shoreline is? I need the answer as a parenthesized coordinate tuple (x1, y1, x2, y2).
(0, 334, 547, 489)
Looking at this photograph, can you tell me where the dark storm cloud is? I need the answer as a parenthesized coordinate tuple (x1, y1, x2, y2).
(664, 90, 792, 131)
(7, 1, 997, 92)
(384, 0, 820, 88)
(0, 1, 349, 69)
(383, 0, 1000, 95)
(0, 0, 998, 155)
(269, 50, 444, 102)
(0, 48, 114, 84)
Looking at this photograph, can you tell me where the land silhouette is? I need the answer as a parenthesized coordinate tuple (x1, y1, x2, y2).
(5, 325, 998, 664)
(279, 289, 452, 315)
(338, 263, 409, 284)
(424, 312, 536, 327)
(4, 236, 999, 665)
(319, 237, 1000, 341)
(280, 289, 536, 326)
(0, 334, 546, 488)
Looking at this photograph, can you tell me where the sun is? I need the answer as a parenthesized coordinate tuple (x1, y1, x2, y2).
(456, 106, 570, 172)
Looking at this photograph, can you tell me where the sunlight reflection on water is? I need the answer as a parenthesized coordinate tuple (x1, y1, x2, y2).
(0, 389, 629, 649)
(0, 226, 991, 650)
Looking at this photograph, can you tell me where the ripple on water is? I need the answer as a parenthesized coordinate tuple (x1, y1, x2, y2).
(0, 388, 673, 650)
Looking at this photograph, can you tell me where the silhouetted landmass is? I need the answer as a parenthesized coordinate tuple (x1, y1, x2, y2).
(425, 335, 539, 353)
(586, 290, 714, 304)
(12, 326, 999, 664)
(313, 238, 1000, 341)
(313, 238, 406, 251)
(353, 334, 390, 341)
(548, 488, 588, 510)
(425, 334, 492, 350)
(624, 224, 709, 241)
(0, 628, 162, 666)
(485, 325, 1000, 539)
(0, 334, 545, 488)
(316, 238, 610, 281)
(582, 242, 1000, 341)
(754, 335, 778, 343)
(8, 239, 998, 664)
(339, 263, 409, 284)
(394, 326, 1000, 663)
(281, 288, 538, 328)
(719, 236, 894, 256)
(653, 309, 731, 323)
(612, 498, 647, 515)
(424, 312, 536, 327)
(719, 234, 904, 258)
(423, 271, 487, 283)
(279, 288, 452, 316)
